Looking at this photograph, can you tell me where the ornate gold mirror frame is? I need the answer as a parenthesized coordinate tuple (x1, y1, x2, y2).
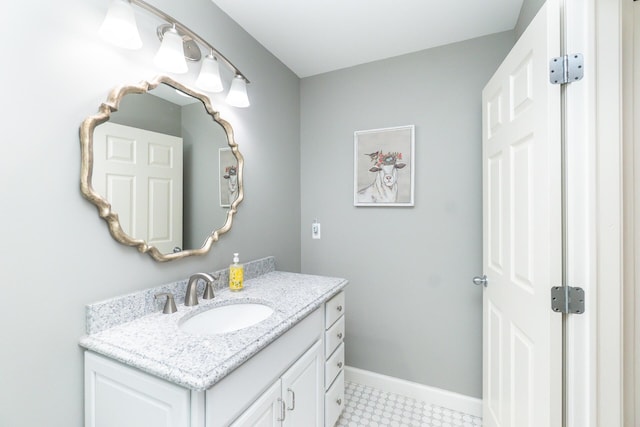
(79, 75, 244, 262)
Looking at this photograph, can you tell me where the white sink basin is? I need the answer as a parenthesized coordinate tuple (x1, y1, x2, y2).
(180, 303, 274, 335)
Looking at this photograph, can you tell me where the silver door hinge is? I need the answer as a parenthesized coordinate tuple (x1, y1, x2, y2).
(551, 286, 585, 314)
(549, 54, 584, 85)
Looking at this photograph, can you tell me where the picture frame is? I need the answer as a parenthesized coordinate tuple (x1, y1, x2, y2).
(219, 147, 238, 208)
(354, 125, 415, 207)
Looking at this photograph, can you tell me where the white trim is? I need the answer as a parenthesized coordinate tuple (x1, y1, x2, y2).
(622, 0, 639, 424)
(562, 0, 597, 425)
(593, 0, 624, 424)
(344, 366, 482, 418)
(563, 0, 625, 425)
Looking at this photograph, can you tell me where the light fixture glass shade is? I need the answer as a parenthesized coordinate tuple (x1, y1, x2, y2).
(196, 55, 224, 93)
(226, 75, 250, 107)
(99, 0, 142, 49)
(154, 27, 188, 74)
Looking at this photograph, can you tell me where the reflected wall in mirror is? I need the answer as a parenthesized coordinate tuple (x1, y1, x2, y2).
(80, 75, 244, 262)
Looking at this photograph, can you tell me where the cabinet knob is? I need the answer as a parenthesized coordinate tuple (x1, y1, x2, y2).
(337, 332, 343, 339)
(337, 305, 343, 312)
(337, 361, 343, 368)
(336, 398, 342, 405)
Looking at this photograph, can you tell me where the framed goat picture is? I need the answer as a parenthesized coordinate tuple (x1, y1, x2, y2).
(354, 125, 415, 206)
(219, 147, 238, 207)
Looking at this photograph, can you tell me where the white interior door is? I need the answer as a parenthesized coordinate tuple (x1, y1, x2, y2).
(93, 122, 183, 254)
(481, 1, 562, 426)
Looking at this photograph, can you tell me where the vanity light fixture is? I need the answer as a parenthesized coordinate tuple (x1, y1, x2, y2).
(196, 52, 224, 93)
(99, 0, 250, 107)
(226, 75, 250, 108)
(153, 25, 188, 74)
(99, 0, 142, 49)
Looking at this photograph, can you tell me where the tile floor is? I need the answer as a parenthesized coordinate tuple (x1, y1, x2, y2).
(336, 381, 483, 427)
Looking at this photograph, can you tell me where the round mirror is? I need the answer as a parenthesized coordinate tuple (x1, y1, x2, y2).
(80, 76, 244, 262)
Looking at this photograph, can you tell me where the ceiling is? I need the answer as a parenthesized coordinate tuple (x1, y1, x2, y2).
(210, 0, 524, 78)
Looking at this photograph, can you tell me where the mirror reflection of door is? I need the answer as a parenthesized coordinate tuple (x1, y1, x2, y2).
(93, 122, 184, 254)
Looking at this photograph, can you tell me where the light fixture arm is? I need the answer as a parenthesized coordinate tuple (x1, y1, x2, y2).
(131, 0, 250, 83)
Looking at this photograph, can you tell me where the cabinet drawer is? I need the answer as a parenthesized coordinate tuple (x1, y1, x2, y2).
(325, 342, 344, 390)
(325, 291, 345, 329)
(325, 315, 345, 357)
(324, 370, 345, 427)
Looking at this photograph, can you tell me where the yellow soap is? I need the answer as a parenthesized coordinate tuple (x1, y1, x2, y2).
(229, 252, 244, 291)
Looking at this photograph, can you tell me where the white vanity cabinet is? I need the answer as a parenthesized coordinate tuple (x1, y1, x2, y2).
(324, 291, 346, 427)
(84, 293, 346, 427)
(85, 342, 323, 427)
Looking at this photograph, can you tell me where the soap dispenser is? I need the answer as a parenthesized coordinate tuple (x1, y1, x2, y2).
(229, 252, 244, 291)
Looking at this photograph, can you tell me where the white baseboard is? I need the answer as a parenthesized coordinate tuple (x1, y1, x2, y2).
(344, 366, 482, 418)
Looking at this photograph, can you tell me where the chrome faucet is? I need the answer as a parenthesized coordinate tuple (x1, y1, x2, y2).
(185, 273, 215, 306)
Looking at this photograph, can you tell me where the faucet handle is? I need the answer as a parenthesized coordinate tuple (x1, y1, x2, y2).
(155, 292, 177, 314)
(203, 273, 220, 300)
(203, 282, 214, 300)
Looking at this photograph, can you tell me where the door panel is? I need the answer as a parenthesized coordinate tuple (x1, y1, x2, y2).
(281, 341, 323, 427)
(487, 301, 503, 422)
(510, 136, 534, 291)
(148, 178, 173, 246)
(106, 175, 135, 236)
(510, 326, 534, 427)
(229, 381, 281, 427)
(93, 122, 183, 254)
(481, 1, 562, 426)
(488, 153, 504, 273)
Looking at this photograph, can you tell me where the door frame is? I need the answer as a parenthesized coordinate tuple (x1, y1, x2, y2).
(564, 0, 624, 425)
(622, 0, 639, 424)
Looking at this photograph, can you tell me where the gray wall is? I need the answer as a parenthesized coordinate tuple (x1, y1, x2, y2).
(0, 0, 300, 425)
(515, 0, 546, 39)
(181, 102, 229, 248)
(111, 92, 183, 136)
(300, 31, 514, 398)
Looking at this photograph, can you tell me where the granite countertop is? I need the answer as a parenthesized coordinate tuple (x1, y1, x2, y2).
(79, 270, 347, 391)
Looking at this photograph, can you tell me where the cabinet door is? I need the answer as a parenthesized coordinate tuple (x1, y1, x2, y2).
(84, 352, 190, 427)
(230, 381, 282, 427)
(281, 341, 324, 427)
